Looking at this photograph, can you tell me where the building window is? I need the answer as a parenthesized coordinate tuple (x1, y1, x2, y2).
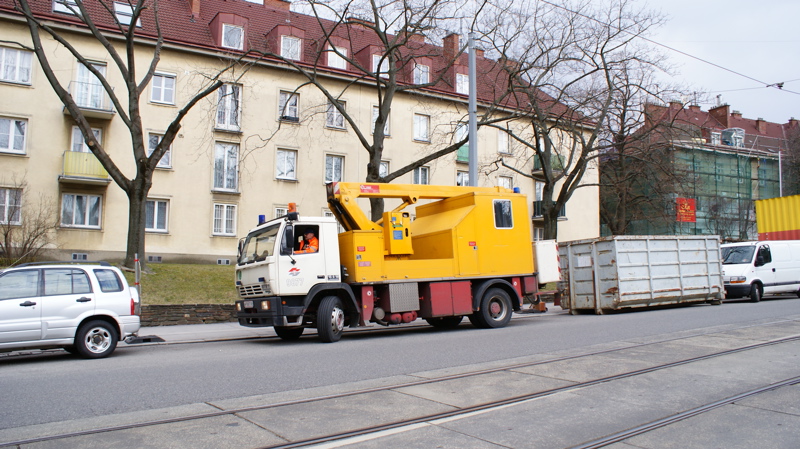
(326, 100, 346, 129)
(276, 148, 297, 180)
(413, 63, 430, 84)
(498, 176, 513, 189)
(413, 166, 429, 185)
(278, 91, 299, 122)
(327, 45, 347, 69)
(533, 227, 544, 241)
(372, 106, 390, 136)
(222, 24, 244, 50)
(379, 161, 390, 178)
(0, 188, 21, 225)
(216, 84, 241, 131)
(214, 142, 238, 191)
(456, 73, 469, 95)
(493, 199, 513, 228)
(145, 199, 168, 232)
(75, 62, 107, 110)
(413, 114, 430, 142)
(274, 206, 288, 218)
(455, 122, 468, 162)
(372, 54, 389, 78)
(0, 117, 27, 154)
(61, 193, 101, 228)
(71, 126, 102, 153)
(535, 181, 544, 201)
(113, 2, 141, 26)
(456, 170, 469, 186)
(53, 0, 79, 15)
(711, 132, 721, 145)
(325, 154, 344, 183)
(151, 73, 175, 104)
(498, 128, 510, 154)
(0, 47, 33, 84)
(213, 203, 236, 236)
(281, 36, 301, 60)
(147, 133, 172, 168)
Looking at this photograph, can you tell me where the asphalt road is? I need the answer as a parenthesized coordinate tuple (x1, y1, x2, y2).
(1, 295, 799, 432)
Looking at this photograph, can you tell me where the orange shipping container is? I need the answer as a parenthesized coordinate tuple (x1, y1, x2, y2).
(755, 194, 800, 241)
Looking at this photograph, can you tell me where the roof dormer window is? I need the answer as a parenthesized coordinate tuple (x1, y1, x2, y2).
(327, 45, 347, 70)
(222, 24, 244, 50)
(114, 2, 141, 27)
(413, 63, 429, 84)
(281, 36, 301, 60)
(372, 55, 389, 78)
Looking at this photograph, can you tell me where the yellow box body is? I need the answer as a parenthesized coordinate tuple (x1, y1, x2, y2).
(338, 190, 534, 283)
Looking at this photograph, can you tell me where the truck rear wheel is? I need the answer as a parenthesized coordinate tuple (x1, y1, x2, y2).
(317, 296, 345, 342)
(471, 287, 513, 329)
(425, 316, 463, 329)
(274, 326, 304, 340)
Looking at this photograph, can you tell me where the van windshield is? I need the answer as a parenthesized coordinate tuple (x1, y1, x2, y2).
(721, 246, 755, 265)
(239, 222, 281, 264)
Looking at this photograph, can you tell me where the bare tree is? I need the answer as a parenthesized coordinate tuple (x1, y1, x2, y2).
(785, 126, 800, 196)
(14, 0, 233, 268)
(478, 0, 672, 240)
(0, 178, 60, 266)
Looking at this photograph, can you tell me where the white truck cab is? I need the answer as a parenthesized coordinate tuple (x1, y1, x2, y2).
(721, 240, 800, 302)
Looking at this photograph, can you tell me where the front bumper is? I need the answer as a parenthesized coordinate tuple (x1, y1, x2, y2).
(724, 283, 751, 299)
(235, 297, 305, 327)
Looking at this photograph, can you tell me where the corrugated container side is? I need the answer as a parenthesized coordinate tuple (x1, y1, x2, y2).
(756, 194, 800, 241)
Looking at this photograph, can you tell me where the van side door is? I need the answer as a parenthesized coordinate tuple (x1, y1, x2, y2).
(754, 244, 777, 293)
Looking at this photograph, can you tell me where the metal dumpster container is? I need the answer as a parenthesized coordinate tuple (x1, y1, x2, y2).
(558, 235, 724, 314)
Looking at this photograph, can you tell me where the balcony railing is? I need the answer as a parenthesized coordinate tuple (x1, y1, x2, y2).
(65, 81, 115, 119)
(60, 151, 110, 184)
(532, 200, 566, 220)
(456, 144, 469, 163)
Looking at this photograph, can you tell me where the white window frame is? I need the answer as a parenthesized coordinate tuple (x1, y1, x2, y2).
(0, 188, 22, 225)
(71, 126, 102, 153)
(75, 62, 107, 110)
(113, 2, 141, 27)
(147, 133, 172, 168)
(61, 193, 102, 229)
(327, 45, 347, 69)
(222, 24, 244, 50)
(325, 154, 344, 183)
(372, 106, 390, 136)
(0, 116, 27, 154)
(151, 72, 175, 105)
(493, 199, 513, 229)
(278, 91, 299, 122)
(711, 132, 721, 145)
(498, 176, 513, 189)
(533, 227, 545, 242)
(213, 142, 239, 192)
(372, 54, 389, 78)
(413, 166, 429, 185)
(456, 73, 469, 95)
(274, 206, 288, 218)
(379, 161, 390, 178)
(413, 63, 430, 84)
(53, 0, 80, 15)
(456, 170, 469, 186)
(498, 128, 511, 154)
(455, 122, 468, 144)
(0, 47, 33, 84)
(216, 83, 241, 131)
(413, 114, 430, 142)
(213, 203, 237, 236)
(276, 148, 297, 180)
(281, 36, 301, 61)
(326, 100, 346, 129)
(535, 181, 544, 201)
(145, 199, 169, 232)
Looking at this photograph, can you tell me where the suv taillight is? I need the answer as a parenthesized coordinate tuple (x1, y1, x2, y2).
(131, 298, 140, 316)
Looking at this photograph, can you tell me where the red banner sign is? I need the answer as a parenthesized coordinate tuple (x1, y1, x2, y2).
(676, 198, 696, 223)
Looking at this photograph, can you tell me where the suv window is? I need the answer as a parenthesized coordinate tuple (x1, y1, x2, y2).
(43, 269, 91, 296)
(94, 269, 123, 292)
(0, 270, 39, 300)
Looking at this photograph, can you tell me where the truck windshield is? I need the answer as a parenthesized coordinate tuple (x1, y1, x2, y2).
(721, 246, 755, 265)
(239, 223, 281, 264)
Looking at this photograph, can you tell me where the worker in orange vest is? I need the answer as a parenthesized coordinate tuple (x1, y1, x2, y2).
(295, 229, 319, 254)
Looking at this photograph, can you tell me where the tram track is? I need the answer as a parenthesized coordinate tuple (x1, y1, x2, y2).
(3, 322, 799, 449)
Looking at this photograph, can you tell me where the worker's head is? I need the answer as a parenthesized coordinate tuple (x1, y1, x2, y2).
(304, 229, 316, 238)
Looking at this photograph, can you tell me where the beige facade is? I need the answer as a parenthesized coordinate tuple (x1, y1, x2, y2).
(0, 10, 598, 264)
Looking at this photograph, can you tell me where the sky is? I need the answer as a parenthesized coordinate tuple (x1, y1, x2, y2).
(649, 0, 799, 124)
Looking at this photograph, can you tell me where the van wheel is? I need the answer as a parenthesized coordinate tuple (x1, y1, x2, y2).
(75, 320, 118, 358)
(750, 284, 762, 303)
(472, 288, 513, 329)
(274, 326, 304, 340)
(317, 296, 345, 343)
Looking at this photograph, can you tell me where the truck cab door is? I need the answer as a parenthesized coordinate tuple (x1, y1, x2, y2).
(754, 244, 776, 293)
(276, 224, 327, 296)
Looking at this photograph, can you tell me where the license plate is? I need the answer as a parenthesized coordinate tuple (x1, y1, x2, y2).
(244, 300, 254, 308)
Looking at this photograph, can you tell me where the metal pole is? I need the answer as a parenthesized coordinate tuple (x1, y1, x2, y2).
(778, 150, 783, 196)
(468, 32, 478, 186)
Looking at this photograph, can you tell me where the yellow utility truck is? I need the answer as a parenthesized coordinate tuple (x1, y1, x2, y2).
(234, 182, 554, 342)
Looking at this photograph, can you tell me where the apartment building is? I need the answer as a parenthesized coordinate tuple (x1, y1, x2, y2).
(0, 0, 599, 263)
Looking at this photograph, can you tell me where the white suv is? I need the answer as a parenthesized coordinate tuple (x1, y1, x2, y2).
(0, 262, 140, 358)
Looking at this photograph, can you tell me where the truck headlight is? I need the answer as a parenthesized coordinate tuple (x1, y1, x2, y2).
(261, 300, 271, 310)
(726, 276, 746, 284)
(236, 303, 242, 311)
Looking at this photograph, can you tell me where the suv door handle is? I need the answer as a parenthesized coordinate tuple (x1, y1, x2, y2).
(20, 301, 37, 307)
(76, 297, 92, 303)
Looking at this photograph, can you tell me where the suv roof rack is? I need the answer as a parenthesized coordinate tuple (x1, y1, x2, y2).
(15, 261, 113, 268)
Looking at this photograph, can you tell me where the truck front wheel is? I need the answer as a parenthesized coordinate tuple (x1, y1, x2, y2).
(317, 296, 345, 342)
(471, 287, 513, 329)
(750, 284, 762, 303)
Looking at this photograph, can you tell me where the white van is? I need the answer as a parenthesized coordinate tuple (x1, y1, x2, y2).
(721, 241, 800, 302)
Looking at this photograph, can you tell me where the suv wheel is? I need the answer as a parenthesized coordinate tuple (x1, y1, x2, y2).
(75, 320, 118, 358)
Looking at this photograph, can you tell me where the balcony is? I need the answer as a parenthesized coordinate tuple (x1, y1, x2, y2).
(532, 200, 566, 221)
(64, 81, 115, 120)
(532, 155, 566, 179)
(59, 151, 111, 185)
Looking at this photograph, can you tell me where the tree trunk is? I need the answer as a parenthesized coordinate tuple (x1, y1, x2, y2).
(124, 175, 150, 270)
